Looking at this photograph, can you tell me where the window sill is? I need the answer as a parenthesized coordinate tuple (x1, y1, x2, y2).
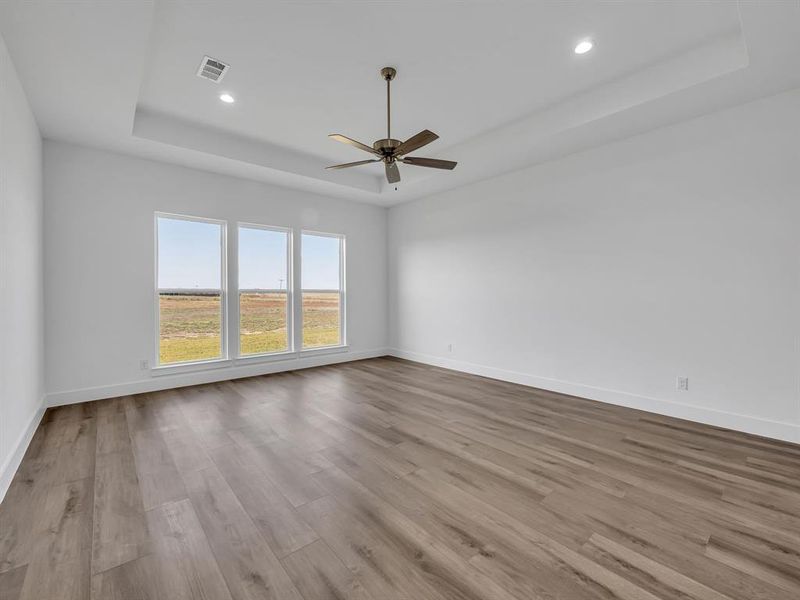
(235, 350, 296, 364)
(150, 345, 350, 376)
(299, 345, 349, 357)
(151, 358, 232, 376)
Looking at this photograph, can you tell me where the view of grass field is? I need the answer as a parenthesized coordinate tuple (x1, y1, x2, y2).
(159, 293, 221, 363)
(239, 292, 288, 355)
(302, 291, 341, 348)
(158, 291, 340, 364)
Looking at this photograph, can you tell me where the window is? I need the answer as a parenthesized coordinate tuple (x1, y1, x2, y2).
(154, 214, 345, 366)
(238, 225, 291, 356)
(301, 232, 344, 349)
(156, 215, 226, 365)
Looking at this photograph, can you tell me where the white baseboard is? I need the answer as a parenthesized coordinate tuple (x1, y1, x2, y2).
(47, 348, 389, 407)
(0, 396, 46, 503)
(388, 348, 800, 444)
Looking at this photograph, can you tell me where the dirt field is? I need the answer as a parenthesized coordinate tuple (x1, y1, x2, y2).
(158, 292, 339, 364)
(239, 292, 289, 356)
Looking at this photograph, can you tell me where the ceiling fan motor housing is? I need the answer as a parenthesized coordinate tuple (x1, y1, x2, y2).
(373, 138, 401, 157)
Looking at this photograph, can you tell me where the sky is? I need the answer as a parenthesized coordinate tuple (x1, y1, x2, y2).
(239, 226, 287, 289)
(158, 217, 221, 288)
(301, 233, 341, 289)
(157, 217, 340, 290)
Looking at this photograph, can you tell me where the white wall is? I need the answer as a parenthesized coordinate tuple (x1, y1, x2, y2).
(0, 34, 44, 497)
(44, 141, 388, 403)
(23, 82, 800, 452)
(389, 88, 800, 443)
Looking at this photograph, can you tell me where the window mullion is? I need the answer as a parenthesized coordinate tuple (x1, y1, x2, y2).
(292, 227, 303, 353)
(226, 221, 236, 359)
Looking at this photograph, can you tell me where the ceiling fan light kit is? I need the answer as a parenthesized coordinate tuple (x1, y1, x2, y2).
(327, 67, 457, 185)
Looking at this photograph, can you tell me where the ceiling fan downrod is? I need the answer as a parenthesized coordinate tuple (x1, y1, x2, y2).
(381, 66, 396, 140)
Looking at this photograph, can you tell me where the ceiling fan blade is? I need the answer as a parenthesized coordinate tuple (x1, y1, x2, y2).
(385, 161, 401, 184)
(328, 134, 380, 155)
(326, 159, 380, 170)
(400, 157, 457, 170)
(394, 129, 439, 156)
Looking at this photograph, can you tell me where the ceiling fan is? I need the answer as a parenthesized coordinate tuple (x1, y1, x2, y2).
(326, 67, 457, 184)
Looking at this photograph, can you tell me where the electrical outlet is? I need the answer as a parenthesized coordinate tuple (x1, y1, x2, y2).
(447, 343, 454, 353)
(140, 359, 149, 370)
(676, 376, 689, 391)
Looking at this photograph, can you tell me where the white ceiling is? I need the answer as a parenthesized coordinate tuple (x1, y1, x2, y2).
(2, 1, 799, 206)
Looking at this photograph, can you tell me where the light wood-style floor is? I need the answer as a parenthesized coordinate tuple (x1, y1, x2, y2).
(1, 357, 799, 600)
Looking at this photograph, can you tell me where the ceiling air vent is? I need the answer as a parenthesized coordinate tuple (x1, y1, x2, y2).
(196, 56, 230, 83)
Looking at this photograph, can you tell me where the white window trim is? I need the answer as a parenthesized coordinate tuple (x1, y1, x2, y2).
(152, 217, 349, 373)
(151, 358, 232, 376)
(299, 230, 347, 352)
(236, 222, 294, 359)
(154, 212, 228, 369)
(299, 345, 350, 358)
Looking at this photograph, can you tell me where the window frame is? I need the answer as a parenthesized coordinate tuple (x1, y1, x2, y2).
(236, 222, 294, 359)
(153, 212, 229, 368)
(299, 230, 347, 351)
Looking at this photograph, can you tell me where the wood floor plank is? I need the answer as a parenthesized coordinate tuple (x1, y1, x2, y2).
(124, 393, 184, 434)
(297, 495, 443, 600)
(18, 478, 94, 600)
(403, 464, 617, 599)
(280, 540, 376, 600)
(321, 444, 487, 562)
(144, 498, 234, 599)
(602, 486, 800, 600)
(182, 466, 304, 600)
(43, 402, 97, 423)
(250, 403, 339, 453)
(0, 565, 27, 600)
(90, 554, 160, 600)
(0, 452, 59, 572)
(404, 465, 664, 600)
(705, 535, 800, 594)
(313, 464, 522, 600)
(237, 440, 328, 508)
(92, 498, 235, 600)
(209, 443, 319, 558)
(95, 412, 131, 456)
(161, 427, 215, 474)
(51, 418, 97, 486)
(705, 526, 800, 573)
(582, 533, 734, 600)
(91, 412, 150, 575)
(2, 358, 798, 599)
(129, 428, 187, 510)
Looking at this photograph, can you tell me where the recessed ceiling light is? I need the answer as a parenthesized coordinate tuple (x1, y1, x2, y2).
(574, 40, 593, 55)
(219, 93, 235, 103)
